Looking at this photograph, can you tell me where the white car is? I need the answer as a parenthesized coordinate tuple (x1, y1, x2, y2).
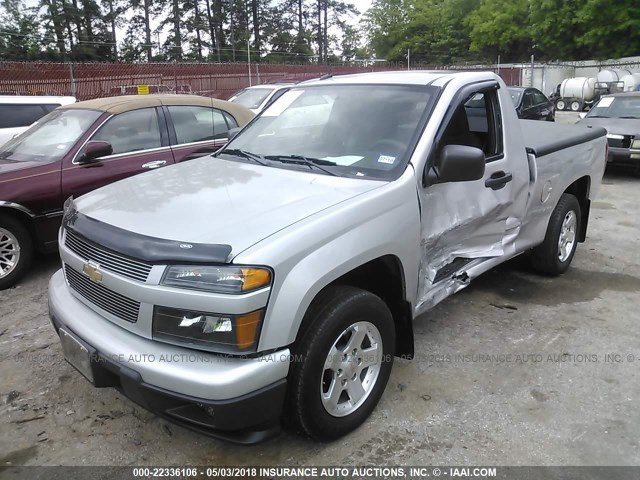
(0, 96, 76, 146)
(228, 83, 295, 114)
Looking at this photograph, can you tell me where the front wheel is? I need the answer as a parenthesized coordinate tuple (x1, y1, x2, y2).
(287, 286, 395, 441)
(555, 99, 566, 111)
(531, 193, 581, 275)
(0, 216, 34, 290)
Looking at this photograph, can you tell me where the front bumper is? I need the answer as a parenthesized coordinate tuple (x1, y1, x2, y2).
(48, 269, 289, 444)
(607, 146, 640, 166)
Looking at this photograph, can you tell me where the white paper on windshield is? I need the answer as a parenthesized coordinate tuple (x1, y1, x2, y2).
(322, 155, 363, 166)
(597, 96, 614, 108)
(261, 90, 304, 116)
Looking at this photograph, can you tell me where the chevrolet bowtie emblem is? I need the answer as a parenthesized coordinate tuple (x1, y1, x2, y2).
(83, 262, 103, 284)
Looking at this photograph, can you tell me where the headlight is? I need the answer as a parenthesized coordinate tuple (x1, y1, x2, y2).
(162, 265, 272, 294)
(62, 196, 76, 222)
(153, 306, 263, 353)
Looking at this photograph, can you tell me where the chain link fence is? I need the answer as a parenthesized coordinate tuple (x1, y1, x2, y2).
(0, 61, 522, 100)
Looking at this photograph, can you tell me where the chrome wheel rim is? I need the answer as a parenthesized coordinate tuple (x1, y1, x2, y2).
(558, 210, 577, 262)
(321, 321, 383, 417)
(0, 227, 20, 279)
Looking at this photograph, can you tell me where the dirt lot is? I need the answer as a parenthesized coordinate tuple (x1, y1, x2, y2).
(1, 153, 639, 466)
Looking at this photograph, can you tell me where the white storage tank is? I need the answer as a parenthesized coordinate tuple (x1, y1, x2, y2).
(620, 73, 640, 92)
(596, 69, 631, 84)
(560, 77, 597, 102)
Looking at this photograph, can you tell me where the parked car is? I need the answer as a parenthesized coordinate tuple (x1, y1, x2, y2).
(508, 86, 555, 121)
(228, 82, 297, 114)
(49, 72, 606, 444)
(0, 95, 76, 146)
(577, 92, 640, 173)
(0, 94, 254, 289)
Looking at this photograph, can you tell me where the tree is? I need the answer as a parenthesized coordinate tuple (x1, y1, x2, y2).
(466, 0, 531, 63)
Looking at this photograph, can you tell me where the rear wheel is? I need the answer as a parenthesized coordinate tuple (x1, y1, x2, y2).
(287, 286, 395, 441)
(531, 193, 581, 275)
(570, 100, 582, 112)
(0, 216, 33, 290)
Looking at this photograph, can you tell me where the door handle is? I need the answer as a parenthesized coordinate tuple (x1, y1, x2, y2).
(485, 171, 513, 190)
(142, 160, 167, 169)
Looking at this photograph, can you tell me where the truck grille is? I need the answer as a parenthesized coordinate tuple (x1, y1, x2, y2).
(64, 265, 140, 323)
(607, 135, 633, 149)
(65, 229, 152, 282)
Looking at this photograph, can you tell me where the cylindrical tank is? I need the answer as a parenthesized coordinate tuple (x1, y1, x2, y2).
(560, 77, 597, 101)
(596, 69, 632, 83)
(620, 73, 640, 92)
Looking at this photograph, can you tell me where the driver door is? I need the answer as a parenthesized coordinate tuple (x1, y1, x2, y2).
(416, 83, 529, 312)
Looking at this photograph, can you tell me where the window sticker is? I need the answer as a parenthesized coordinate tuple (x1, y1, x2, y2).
(322, 155, 363, 166)
(597, 97, 614, 108)
(377, 154, 396, 164)
(261, 90, 305, 117)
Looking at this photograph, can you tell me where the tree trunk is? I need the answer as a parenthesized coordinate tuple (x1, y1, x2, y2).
(204, 0, 220, 61)
(323, 0, 328, 63)
(251, 0, 259, 56)
(193, 0, 203, 60)
(229, 0, 235, 61)
(173, 0, 182, 59)
(317, 0, 322, 63)
(108, 0, 117, 58)
(44, 0, 67, 54)
(60, 0, 75, 50)
(143, 0, 152, 60)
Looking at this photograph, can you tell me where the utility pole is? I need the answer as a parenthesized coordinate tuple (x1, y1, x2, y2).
(247, 38, 252, 86)
(530, 54, 535, 87)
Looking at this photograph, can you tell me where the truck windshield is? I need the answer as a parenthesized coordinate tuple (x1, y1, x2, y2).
(219, 84, 438, 180)
(587, 96, 640, 119)
(0, 108, 101, 162)
(230, 88, 274, 109)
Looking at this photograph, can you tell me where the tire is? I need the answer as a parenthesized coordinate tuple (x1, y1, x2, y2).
(0, 216, 34, 290)
(531, 193, 581, 275)
(287, 285, 395, 441)
(555, 99, 566, 111)
(570, 100, 582, 112)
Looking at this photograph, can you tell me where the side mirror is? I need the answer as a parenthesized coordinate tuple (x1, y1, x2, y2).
(579, 112, 587, 119)
(426, 145, 485, 185)
(227, 127, 241, 140)
(78, 140, 113, 164)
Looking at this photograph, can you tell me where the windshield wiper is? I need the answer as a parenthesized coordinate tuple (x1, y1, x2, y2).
(264, 154, 338, 176)
(219, 148, 268, 166)
(587, 115, 609, 118)
(0, 150, 13, 160)
(618, 115, 640, 119)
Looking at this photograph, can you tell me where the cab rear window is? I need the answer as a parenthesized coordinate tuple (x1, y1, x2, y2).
(0, 104, 60, 128)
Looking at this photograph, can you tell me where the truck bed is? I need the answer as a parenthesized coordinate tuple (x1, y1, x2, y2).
(520, 119, 606, 157)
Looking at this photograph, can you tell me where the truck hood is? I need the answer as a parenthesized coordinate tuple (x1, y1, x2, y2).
(578, 117, 640, 136)
(74, 156, 383, 257)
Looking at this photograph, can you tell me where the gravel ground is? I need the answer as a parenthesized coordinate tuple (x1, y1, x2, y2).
(1, 123, 639, 467)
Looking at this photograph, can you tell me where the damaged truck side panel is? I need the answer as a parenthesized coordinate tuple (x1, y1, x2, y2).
(49, 71, 607, 444)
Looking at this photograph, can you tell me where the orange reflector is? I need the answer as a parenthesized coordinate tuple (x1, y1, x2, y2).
(235, 310, 263, 350)
(241, 268, 271, 292)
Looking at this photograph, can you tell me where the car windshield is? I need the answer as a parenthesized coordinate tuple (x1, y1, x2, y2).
(219, 84, 437, 180)
(230, 88, 274, 109)
(587, 96, 640, 118)
(508, 89, 523, 107)
(0, 108, 101, 162)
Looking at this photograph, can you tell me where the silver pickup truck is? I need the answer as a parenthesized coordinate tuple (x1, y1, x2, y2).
(48, 71, 607, 444)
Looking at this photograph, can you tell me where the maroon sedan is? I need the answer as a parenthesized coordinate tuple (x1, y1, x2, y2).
(0, 94, 254, 289)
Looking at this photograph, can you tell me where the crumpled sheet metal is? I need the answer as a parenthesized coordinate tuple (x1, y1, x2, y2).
(415, 182, 519, 314)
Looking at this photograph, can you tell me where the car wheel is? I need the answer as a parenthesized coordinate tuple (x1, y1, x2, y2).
(570, 100, 582, 112)
(555, 99, 566, 111)
(531, 193, 581, 276)
(287, 285, 395, 441)
(0, 216, 34, 290)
